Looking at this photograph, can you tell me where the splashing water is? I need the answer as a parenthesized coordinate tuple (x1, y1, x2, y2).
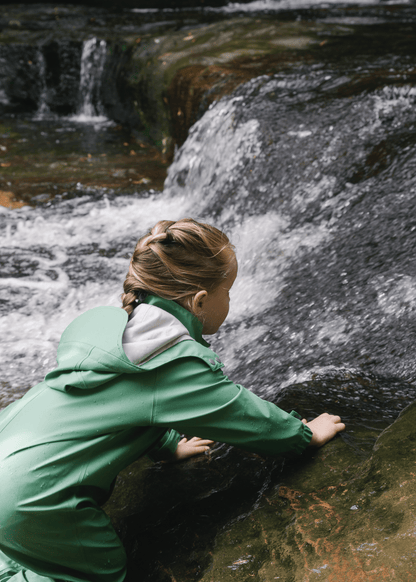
(0, 192, 191, 396)
(207, 0, 410, 12)
(164, 67, 416, 394)
(33, 50, 53, 121)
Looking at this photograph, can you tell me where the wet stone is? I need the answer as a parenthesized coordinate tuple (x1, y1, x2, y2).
(102, 397, 416, 581)
(0, 118, 169, 207)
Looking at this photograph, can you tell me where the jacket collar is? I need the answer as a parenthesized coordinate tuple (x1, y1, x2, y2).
(144, 295, 210, 347)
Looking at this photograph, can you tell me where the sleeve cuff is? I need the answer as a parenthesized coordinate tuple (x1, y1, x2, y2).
(289, 410, 313, 453)
(147, 429, 182, 462)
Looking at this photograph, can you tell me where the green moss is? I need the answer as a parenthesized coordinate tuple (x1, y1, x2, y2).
(126, 17, 362, 148)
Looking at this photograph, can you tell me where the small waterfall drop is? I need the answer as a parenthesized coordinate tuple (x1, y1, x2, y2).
(33, 50, 52, 120)
(74, 37, 108, 122)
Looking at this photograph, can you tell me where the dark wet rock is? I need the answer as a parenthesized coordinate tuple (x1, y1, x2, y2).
(40, 40, 82, 115)
(201, 401, 416, 581)
(164, 57, 416, 381)
(105, 446, 283, 582)
(0, 44, 42, 114)
(103, 388, 416, 581)
(101, 43, 141, 128)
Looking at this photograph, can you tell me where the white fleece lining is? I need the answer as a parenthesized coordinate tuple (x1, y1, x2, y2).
(122, 304, 194, 365)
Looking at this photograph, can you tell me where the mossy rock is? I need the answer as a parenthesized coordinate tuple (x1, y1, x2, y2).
(200, 402, 416, 582)
(126, 17, 355, 149)
(102, 401, 416, 581)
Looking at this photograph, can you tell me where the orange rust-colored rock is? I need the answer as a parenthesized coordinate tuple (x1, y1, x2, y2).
(0, 190, 25, 209)
(198, 402, 416, 581)
(167, 64, 258, 147)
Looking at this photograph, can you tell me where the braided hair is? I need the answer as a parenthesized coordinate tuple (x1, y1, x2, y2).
(121, 218, 235, 316)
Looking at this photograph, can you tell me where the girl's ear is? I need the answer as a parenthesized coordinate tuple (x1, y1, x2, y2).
(191, 290, 208, 316)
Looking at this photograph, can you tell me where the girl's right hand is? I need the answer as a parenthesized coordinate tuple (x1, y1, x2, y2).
(302, 413, 345, 447)
(172, 436, 214, 461)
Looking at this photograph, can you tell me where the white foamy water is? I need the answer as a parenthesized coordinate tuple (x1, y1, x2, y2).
(69, 114, 111, 125)
(360, 85, 416, 138)
(164, 96, 263, 212)
(33, 50, 54, 121)
(225, 213, 329, 321)
(0, 184, 330, 397)
(375, 275, 416, 317)
(131, 0, 411, 13)
(0, 192, 192, 392)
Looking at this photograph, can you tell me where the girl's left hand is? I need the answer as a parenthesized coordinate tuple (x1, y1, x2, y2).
(173, 436, 214, 461)
(302, 413, 345, 447)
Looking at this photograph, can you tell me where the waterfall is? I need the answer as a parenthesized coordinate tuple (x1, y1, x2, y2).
(74, 37, 108, 122)
(30, 38, 108, 122)
(33, 50, 52, 120)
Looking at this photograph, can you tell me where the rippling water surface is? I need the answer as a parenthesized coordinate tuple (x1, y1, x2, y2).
(1, 2, 416, 435)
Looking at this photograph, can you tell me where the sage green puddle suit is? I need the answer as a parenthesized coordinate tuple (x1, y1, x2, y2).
(0, 296, 312, 582)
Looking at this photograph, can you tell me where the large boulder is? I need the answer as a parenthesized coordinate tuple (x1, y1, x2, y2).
(104, 400, 416, 581)
(126, 17, 357, 150)
(202, 401, 416, 581)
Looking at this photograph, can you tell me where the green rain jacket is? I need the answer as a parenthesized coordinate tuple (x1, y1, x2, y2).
(0, 295, 312, 520)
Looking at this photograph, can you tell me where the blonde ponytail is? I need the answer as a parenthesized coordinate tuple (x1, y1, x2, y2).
(121, 218, 235, 316)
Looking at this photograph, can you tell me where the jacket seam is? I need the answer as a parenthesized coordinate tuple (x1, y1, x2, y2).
(57, 341, 138, 370)
(76, 346, 95, 389)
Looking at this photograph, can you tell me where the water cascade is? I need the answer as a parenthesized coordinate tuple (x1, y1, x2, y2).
(33, 50, 52, 120)
(75, 37, 108, 121)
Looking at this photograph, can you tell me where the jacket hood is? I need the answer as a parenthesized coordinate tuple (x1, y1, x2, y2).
(45, 296, 209, 392)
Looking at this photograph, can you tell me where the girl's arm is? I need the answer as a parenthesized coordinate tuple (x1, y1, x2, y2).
(154, 359, 316, 456)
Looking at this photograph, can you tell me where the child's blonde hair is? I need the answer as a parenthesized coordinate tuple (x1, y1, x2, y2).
(121, 218, 235, 315)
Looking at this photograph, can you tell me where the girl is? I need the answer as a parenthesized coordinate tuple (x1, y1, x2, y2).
(0, 218, 344, 582)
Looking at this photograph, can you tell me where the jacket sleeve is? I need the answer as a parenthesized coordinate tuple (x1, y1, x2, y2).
(146, 428, 182, 462)
(152, 357, 312, 456)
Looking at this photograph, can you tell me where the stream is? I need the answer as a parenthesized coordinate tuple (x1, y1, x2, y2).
(1, 1, 416, 580)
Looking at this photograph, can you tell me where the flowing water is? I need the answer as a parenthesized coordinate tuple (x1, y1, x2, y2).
(76, 38, 108, 121)
(1, 3, 416, 434)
